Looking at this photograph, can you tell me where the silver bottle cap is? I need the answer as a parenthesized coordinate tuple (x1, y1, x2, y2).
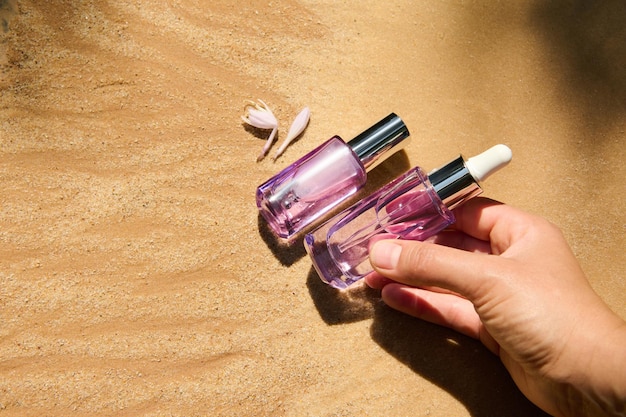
(429, 156, 482, 210)
(429, 144, 513, 209)
(347, 113, 411, 172)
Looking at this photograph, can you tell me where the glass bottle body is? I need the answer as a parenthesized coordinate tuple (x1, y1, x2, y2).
(256, 136, 367, 240)
(304, 166, 455, 289)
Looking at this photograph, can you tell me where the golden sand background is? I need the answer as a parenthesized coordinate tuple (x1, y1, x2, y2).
(1, 1, 625, 416)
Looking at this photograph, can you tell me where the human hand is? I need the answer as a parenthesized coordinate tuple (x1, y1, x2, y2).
(365, 197, 626, 417)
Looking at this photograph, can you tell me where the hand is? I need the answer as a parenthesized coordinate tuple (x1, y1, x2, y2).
(366, 197, 626, 417)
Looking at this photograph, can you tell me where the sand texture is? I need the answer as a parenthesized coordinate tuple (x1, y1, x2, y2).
(1, 1, 625, 416)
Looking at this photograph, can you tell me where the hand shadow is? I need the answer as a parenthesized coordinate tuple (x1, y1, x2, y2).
(370, 306, 550, 417)
(307, 267, 549, 417)
(306, 267, 381, 324)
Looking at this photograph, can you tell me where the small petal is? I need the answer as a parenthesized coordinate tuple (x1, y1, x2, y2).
(273, 107, 310, 160)
(241, 99, 279, 161)
(242, 99, 278, 130)
(244, 113, 274, 129)
(286, 107, 310, 141)
(257, 127, 278, 162)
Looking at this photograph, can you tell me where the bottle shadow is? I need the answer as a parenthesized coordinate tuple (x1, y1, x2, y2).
(306, 268, 549, 417)
(257, 213, 307, 266)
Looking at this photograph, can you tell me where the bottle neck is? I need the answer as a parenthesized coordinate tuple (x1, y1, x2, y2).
(428, 156, 482, 210)
(347, 113, 410, 172)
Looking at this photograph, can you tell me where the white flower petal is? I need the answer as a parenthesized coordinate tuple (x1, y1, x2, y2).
(257, 127, 278, 162)
(273, 107, 310, 160)
(247, 110, 277, 129)
(242, 99, 280, 161)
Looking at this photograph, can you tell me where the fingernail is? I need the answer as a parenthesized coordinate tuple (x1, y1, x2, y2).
(370, 241, 402, 270)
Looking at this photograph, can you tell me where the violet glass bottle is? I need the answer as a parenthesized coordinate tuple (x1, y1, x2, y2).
(304, 144, 513, 289)
(257, 113, 410, 240)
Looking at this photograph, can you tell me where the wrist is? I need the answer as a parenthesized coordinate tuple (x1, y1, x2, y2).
(556, 313, 626, 417)
(585, 319, 626, 416)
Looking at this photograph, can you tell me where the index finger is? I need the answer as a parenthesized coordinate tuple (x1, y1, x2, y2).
(451, 197, 535, 255)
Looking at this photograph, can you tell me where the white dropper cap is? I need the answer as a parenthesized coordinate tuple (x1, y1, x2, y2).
(465, 144, 513, 182)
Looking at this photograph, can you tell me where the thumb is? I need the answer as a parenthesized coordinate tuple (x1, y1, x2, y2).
(369, 239, 501, 300)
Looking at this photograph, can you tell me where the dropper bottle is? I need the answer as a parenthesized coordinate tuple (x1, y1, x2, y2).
(304, 144, 513, 289)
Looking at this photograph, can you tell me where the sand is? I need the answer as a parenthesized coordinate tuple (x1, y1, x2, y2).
(1, 1, 625, 416)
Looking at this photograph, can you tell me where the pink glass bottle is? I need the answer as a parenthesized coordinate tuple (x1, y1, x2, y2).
(304, 145, 513, 289)
(257, 113, 410, 240)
